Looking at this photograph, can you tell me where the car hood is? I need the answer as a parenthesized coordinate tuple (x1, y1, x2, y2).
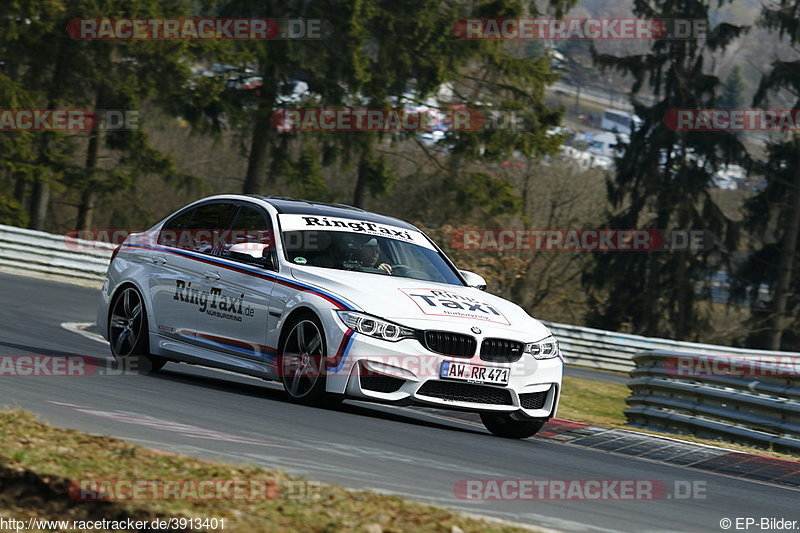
(289, 266, 551, 339)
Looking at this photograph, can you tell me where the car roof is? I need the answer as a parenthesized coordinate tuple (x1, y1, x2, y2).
(248, 195, 419, 231)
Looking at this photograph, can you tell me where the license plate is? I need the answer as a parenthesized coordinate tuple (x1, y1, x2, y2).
(440, 361, 509, 386)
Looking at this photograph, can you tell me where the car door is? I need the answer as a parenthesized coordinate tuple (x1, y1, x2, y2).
(148, 205, 206, 345)
(194, 202, 278, 363)
(150, 201, 238, 348)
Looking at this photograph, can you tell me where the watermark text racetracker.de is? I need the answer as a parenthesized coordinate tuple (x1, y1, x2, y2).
(69, 478, 321, 501)
(450, 229, 713, 252)
(0, 353, 557, 380)
(67, 18, 332, 40)
(452, 18, 709, 40)
(65, 228, 276, 250)
(0, 109, 139, 131)
(454, 479, 707, 501)
(665, 354, 799, 378)
(664, 109, 800, 131)
(65, 228, 713, 253)
(0, 355, 146, 376)
(270, 107, 546, 132)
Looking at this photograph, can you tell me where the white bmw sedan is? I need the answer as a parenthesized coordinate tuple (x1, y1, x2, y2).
(98, 195, 563, 438)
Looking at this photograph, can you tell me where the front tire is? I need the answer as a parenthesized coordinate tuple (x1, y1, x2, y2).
(278, 314, 341, 407)
(480, 412, 546, 439)
(109, 286, 166, 374)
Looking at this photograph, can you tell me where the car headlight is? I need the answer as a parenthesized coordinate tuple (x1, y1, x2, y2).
(524, 336, 560, 360)
(336, 311, 416, 342)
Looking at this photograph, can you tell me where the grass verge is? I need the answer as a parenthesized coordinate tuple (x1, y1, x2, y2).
(559, 376, 799, 462)
(0, 409, 536, 533)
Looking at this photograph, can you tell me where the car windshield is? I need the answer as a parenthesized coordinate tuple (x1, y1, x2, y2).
(279, 215, 463, 285)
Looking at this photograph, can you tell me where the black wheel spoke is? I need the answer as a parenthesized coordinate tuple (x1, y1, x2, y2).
(114, 328, 130, 354)
(306, 333, 321, 355)
(282, 320, 324, 399)
(288, 373, 303, 395)
(130, 301, 142, 321)
(127, 327, 139, 350)
(110, 314, 126, 329)
(123, 289, 132, 316)
(296, 322, 306, 353)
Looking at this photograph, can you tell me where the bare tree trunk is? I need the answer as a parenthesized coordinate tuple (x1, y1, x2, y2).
(767, 135, 800, 350)
(243, 64, 278, 195)
(28, 179, 50, 230)
(642, 253, 660, 336)
(674, 193, 693, 339)
(28, 34, 70, 230)
(76, 92, 103, 230)
(76, 188, 96, 230)
(674, 247, 691, 339)
(352, 149, 371, 208)
(243, 109, 273, 194)
(13, 174, 26, 205)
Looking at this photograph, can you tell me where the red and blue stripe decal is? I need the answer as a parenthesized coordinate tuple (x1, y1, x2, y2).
(193, 332, 277, 358)
(328, 328, 356, 372)
(122, 243, 354, 311)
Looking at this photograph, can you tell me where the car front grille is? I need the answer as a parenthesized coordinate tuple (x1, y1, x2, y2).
(421, 331, 476, 357)
(519, 390, 548, 410)
(360, 374, 406, 393)
(480, 338, 525, 363)
(416, 380, 512, 405)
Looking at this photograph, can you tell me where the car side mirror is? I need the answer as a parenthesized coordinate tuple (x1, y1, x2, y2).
(459, 270, 487, 290)
(228, 243, 276, 270)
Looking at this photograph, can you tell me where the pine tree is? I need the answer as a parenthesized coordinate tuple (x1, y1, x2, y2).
(208, 0, 572, 208)
(735, 0, 800, 350)
(0, 0, 203, 230)
(581, 0, 748, 339)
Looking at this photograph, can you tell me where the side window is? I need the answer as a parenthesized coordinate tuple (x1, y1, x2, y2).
(185, 203, 238, 254)
(232, 206, 273, 240)
(219, 205, 275, 266)
(158, 208, 195, 248)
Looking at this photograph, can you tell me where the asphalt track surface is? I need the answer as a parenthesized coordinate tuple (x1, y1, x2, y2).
(1, 272, 797, 532)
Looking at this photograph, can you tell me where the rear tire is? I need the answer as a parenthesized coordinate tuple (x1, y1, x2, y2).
(480, 412, 546, 439)
(109, 286, 166, 374)
(278, 313, 342, 407)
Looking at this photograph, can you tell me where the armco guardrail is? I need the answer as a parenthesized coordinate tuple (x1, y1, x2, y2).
(626, 350, 800, 452)
(540, 321, 799, 373)
(0, 224, 113, 283)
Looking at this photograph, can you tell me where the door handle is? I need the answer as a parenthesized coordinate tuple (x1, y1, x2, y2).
(151, 255, 167, 265)
(203, 270, 221, 280)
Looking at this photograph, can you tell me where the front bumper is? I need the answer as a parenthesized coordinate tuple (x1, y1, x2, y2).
(325, 314, 563, 417)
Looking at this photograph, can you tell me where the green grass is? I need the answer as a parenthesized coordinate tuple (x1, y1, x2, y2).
(0, 409, 539, 533)
(558, 376, 629, 425)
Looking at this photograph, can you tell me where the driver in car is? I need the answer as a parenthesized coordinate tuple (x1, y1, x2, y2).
(357, 238, 392, 274)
